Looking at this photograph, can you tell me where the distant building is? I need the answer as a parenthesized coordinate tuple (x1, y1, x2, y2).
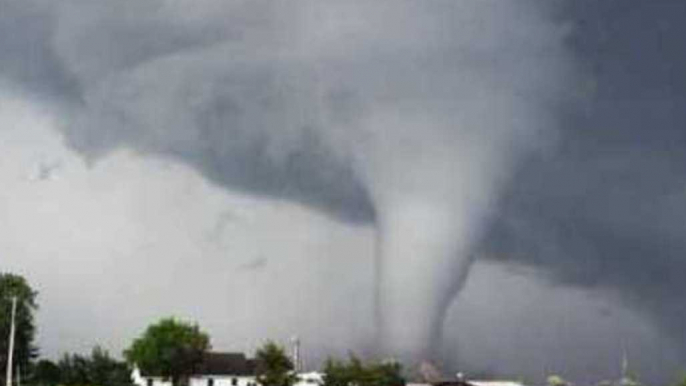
(132, 352, 323, 386)
(132, 352, 258, 386)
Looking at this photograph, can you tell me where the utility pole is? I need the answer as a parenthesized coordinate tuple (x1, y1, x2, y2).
(290, 336, 301, 373)
(5, 297, 17, 386)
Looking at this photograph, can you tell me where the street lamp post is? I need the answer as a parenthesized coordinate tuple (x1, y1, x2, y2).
(5, 296, 17, 386)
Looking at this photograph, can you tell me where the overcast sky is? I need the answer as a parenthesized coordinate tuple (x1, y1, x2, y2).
(1, 1, 686, 384)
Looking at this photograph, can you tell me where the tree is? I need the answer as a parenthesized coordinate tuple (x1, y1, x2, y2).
(124, 318, 210, 386)
(88, 346, 133, 386)
(322, 355, 405, 386)
(322, 357, 358, 386)
(0, 273, 39, 384)
(369, 361, 404, 386)
(321, 359, 344, 386)
(55, 346, 133, 386)
(31, 359, 62, 386)
(254, 341, 298, 386)
(58, 352, 91, 386)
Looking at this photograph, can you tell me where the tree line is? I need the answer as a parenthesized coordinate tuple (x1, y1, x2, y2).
(4, 272, 686, 386)
(1, 273, 403, 386)
(32, 347, 132, 386)
(123, 318, 405, 386)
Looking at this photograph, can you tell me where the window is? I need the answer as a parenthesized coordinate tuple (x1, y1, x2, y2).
(232, 378, 238, 386)
(208, 378, 215, 386)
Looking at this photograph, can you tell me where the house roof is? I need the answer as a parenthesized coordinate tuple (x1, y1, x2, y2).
(139, 352, 256, 377)
(431, 381, 472, 386)
(194, 352, 256, 376)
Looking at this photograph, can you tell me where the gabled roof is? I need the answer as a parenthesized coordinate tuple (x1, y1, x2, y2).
(431, 380, 472, 386)
(139, 352, 256, 377)
(194, 353, 256, 376)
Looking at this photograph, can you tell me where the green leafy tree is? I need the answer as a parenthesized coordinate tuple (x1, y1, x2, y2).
(322, 355, 404, 386)
(369, 361, 404, 386)
(57, 346, 132, 386)
(58, 352, 92, 386)
(31, 359, 62, 386)
(89, 346, 134, 386)
(321, 358, 352, 386)
(124, 318, 210, 386)
(0, 273, 39, 384)
(255, 341, 298, 386)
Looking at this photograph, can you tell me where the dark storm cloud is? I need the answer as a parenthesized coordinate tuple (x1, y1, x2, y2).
(1, 0, 686, 379)
(483, 0, 686, 352)
(1, 0, 372, 222)
(0, 1, 79, 102)
(1, 0, 567, 227)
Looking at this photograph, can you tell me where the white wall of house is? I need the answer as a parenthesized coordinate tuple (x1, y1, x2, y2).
(142, 377, 173, 386)
(133, 367, 323, 386)
(190, 375, 257, 386)
(132, 368, 173, 386)
(133, 368, 256, 386)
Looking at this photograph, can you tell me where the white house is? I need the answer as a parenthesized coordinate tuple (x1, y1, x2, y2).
(132, 352, 323, 386)
(132, 352, 258, 386)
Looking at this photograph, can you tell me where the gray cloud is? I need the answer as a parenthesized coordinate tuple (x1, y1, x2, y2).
(1, 0, 686, 383)
(482, 0, 686, 356)
(236, 256, 268, 272)
(2, 0, 577, 362)
(2, 0, 571, 223)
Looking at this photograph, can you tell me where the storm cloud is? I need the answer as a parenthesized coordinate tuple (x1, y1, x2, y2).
(1, 0, 686, 383)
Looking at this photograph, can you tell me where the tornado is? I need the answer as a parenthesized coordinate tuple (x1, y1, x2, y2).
(0, 0, 575, 365)
(344, 0, 574, 359)
(358, 114, 534, 361)
(375, 199, 480, 360)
